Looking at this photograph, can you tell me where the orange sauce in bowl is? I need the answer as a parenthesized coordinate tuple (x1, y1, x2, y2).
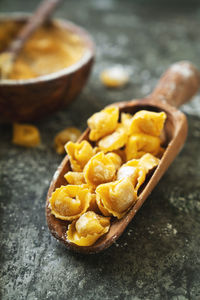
(0, 20, 85, 80)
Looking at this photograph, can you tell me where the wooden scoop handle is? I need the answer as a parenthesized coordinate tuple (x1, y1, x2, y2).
(7, 0, 62, 56)
(150, 61, 200, 108)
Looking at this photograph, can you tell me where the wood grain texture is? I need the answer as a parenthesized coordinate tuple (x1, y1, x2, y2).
(46, 61, 200, 254)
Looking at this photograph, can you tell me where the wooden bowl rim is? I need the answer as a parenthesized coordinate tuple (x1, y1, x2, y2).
(0, 13, 95, 86)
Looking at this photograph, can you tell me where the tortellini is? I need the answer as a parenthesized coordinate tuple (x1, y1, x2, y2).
(117, 163, 139, 189)
(87, 106, 119, 141)
(64, 172, 85, 185)
(100, 66, 129, 88)
(49, 107, 167, 247)
(54, 127, 81, 154)
(65, 140, 95, 172)
(67, 211, 110, 246)
(139, 152, 160, 171)
(129, 110, 166, 136)
(125, 133, 161, 160)
(98, 124, 128, 152)
(96, 178, 137, 219)
(83, 152, 121, 188)
(12, 123, 40, 147)
(117, 153, 160, 191)
(49, 185, 91, 221)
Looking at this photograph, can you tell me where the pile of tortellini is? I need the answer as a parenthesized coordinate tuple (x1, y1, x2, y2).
(49, 106, 167, 247)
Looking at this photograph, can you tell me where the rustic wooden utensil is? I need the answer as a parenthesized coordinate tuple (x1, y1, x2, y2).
(0, 0, 62, 79)
(46, 61, 200, 254)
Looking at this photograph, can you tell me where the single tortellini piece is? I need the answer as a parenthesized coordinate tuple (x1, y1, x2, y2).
(98, 124, 128, 152)
(87, 106, 119, 141)
(83, 152, 121, 188)
(125, 133, 161, 160)
(54, 127, 81, 155)
(100, 65, 129, 88)
(117, 153, 160, 191)
(96, 177, 137, 219)
(65, 140, 95, 172)
(67, 211, 110, 246)
(49, 185, 91, 221)
(117, 161, 139, 189)
(130, 110, 167, 137)
(64, 172, 85, 185)
(139, 153, 160, 171)
(12, 123, 40, 147)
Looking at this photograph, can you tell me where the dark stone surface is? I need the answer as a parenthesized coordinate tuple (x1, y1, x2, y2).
(0, 1, 200, 299)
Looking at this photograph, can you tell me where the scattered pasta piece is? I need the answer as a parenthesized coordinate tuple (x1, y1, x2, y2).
(49, 185, 91, 221)
(67, 211, 110, 246)
(12, 123, 40, 147)
(65, 140, 95, 172)
(100, 66, 129, 88)
(130, 110, 166, 136)
(88, 106, 119, 141)
(125, 133, 161, 160)
(83, 152, 121, 188)
(96, 178, 137, 219)
(54, 127, 81, 154)
(64, 172, 85, 185)
(98, 124, 128, 152)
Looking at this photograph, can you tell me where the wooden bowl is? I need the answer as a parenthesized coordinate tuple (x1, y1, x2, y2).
(0, 14, 95, 122)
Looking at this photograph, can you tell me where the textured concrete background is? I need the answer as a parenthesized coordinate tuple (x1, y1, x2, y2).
(0, 0, 200, 299)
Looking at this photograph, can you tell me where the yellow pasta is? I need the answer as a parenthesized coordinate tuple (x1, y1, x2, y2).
(49, 185, 91, 221)
(96, 178, 137, 219)
(98, 124, 128, 152)
(54, 127, 81, 155)
(87, 106, 119, 141)
(12, 123, 40, 147)
(121, 112, 132, 134)
(125, 133, 161, 160)
(49, 107, 167, 247)
(117, 162, 139, 188)
(64, 172, 85, 185)
(117, 153, 160, 191)
(83, 152, 121, 188)
(139, 153, 160, 171)
(65, 140, 94, 172)
(105, 152, 122, 170)
(100, 66, 129, 88)
(130, 110, 166, 137)
(67, 211, 110, 246)
(88, 193, 100, 213)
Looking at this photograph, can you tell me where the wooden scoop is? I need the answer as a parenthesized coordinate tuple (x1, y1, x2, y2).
(0, 0, 62, 79)
(46, 61, 200, 254)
